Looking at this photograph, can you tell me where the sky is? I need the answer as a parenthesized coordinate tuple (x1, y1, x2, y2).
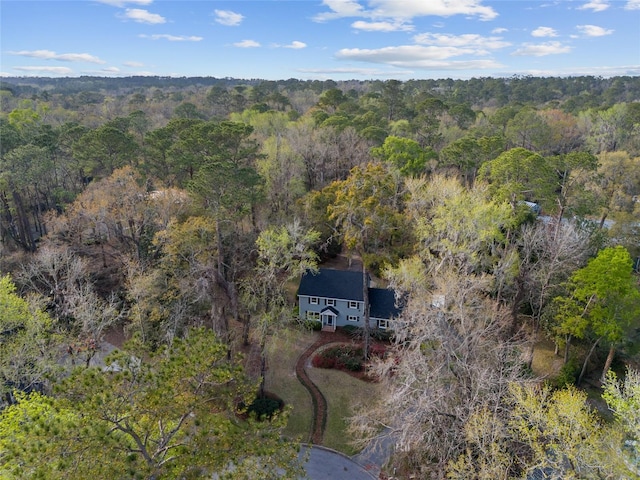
(1, 0, 639, 80)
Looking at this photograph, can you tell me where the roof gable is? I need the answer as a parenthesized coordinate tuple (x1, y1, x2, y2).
(298, 268, 365, 301)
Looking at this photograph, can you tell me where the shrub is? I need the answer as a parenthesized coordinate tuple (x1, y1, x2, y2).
(312, 355, 336, 369)
(342, 356, 362, 371)
(342, 325, 361, 336)
(554, 357, 580, 388)
(313, 345, 363, 372)
(246, 396, 284, 420)
(370, 343, 387, 358)
(371, 329, 393, 342)
(301, 319, 322, 331)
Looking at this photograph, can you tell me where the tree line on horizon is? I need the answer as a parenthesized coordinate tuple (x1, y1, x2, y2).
(0, 75, 639, 478)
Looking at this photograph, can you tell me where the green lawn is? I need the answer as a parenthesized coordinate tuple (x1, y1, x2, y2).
(264, 327, 382, 455)
(264, 328, 318, 441)
(307, 366, 382, 455)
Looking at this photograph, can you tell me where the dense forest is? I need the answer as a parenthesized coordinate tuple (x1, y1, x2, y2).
(1, 75, 639, 479)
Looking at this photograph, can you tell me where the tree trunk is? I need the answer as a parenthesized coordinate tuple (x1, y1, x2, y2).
(564, 334, 572, 365)
(11, 189, 35, 252)
(362, 262, 370, 363)
(600, 344, 616, 383)
(215, 217, 224, 278)
(242, 315, 251, 346)
(599, 212, 608, 230)
(525, 342, 535, 370)
(510, 275, 525, 336)
(259, 335, 267, 399)
(553, 199, 565, 242)
(577, 337, 601, 385)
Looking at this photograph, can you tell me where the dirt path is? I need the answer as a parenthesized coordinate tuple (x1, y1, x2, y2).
(295, 329, 361, 444)
(295, 335, 330, 444)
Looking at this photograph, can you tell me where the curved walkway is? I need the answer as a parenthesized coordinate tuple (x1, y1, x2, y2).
(294, 330, 393, 478)
(295, 330, 360, 443)
(295, 333, 331, 444)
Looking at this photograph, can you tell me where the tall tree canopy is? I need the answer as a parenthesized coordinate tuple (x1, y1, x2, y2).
(0, 327, 303, 480)
(553, 246, 640, 383)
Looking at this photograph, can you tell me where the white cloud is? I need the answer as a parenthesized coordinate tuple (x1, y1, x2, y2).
(531, 26, 558, 37)
(13, 66, 73, 75)
(314, 0, 498, 22)
(578, 0, 610, 12)
(233, 39, 261, 48)
(516, 64, 640, 77)
(102, 67, 121, 73)
(413, 32, 510, 50)
(576, 24, 613, 36)
(313, 0, 366, 21)
(214, 9, 244, 26)
(8, 50, 105, 64)
(492, 27, 508, 34)
(335, 45, 504, 70)
(297, 67, 414, 76)
(123, 61, 144, 67)
(368, 0, 498, 21)
(351, 20, 414, 32)
(625, 0, 640, 9)
(512, 41, 572, 56)
(139, 34, 203, 41)
(134, 71, 157, 76)
(124, 8, 165, 24)
(338, 45, 471, 62)
(284, 41, 307, 49)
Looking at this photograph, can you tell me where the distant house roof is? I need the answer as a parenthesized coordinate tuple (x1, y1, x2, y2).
(369, 288, 401, 320)
(298, 269, 365, 301)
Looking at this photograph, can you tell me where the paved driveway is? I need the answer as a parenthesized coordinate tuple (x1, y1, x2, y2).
(299, 445, 377, 480)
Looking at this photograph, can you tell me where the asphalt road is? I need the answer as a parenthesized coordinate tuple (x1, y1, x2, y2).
(299, 445, 377, 480)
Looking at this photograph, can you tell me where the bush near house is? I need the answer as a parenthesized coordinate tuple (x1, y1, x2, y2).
(312, 345, 363, 371)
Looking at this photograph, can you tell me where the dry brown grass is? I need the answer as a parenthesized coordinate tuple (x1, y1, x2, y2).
(264, 328, 319, 441)
(531, 338, 564, 380)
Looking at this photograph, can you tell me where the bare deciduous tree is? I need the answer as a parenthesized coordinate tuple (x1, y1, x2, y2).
(351, 268, 525, 477)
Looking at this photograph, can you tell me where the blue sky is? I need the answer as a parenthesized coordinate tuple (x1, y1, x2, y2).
(2, 0, 639, 80)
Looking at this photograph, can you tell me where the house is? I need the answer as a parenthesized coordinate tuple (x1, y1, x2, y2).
(297, 268, 402, 332)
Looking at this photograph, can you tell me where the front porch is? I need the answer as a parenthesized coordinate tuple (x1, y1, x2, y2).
(320, 306, 338, 332)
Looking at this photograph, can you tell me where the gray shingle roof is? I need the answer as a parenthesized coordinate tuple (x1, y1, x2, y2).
(299, 269, 402, 320)
(369, 288, 401, 319)
(298, 268, 365, 301)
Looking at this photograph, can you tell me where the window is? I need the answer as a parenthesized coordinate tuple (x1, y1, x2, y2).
(378, 319, 390, 330)
(309, 297, 319, 305)
(306, 311, 320, 321)
(325, 299, 336, 307)
(347, 315, 359, 322)
(348, 301, 359, 309)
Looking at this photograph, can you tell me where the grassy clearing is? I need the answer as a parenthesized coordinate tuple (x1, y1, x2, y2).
(531, 338, 564, 380)
(264, 328, 318, 441)
(307, 367, 382, 456)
